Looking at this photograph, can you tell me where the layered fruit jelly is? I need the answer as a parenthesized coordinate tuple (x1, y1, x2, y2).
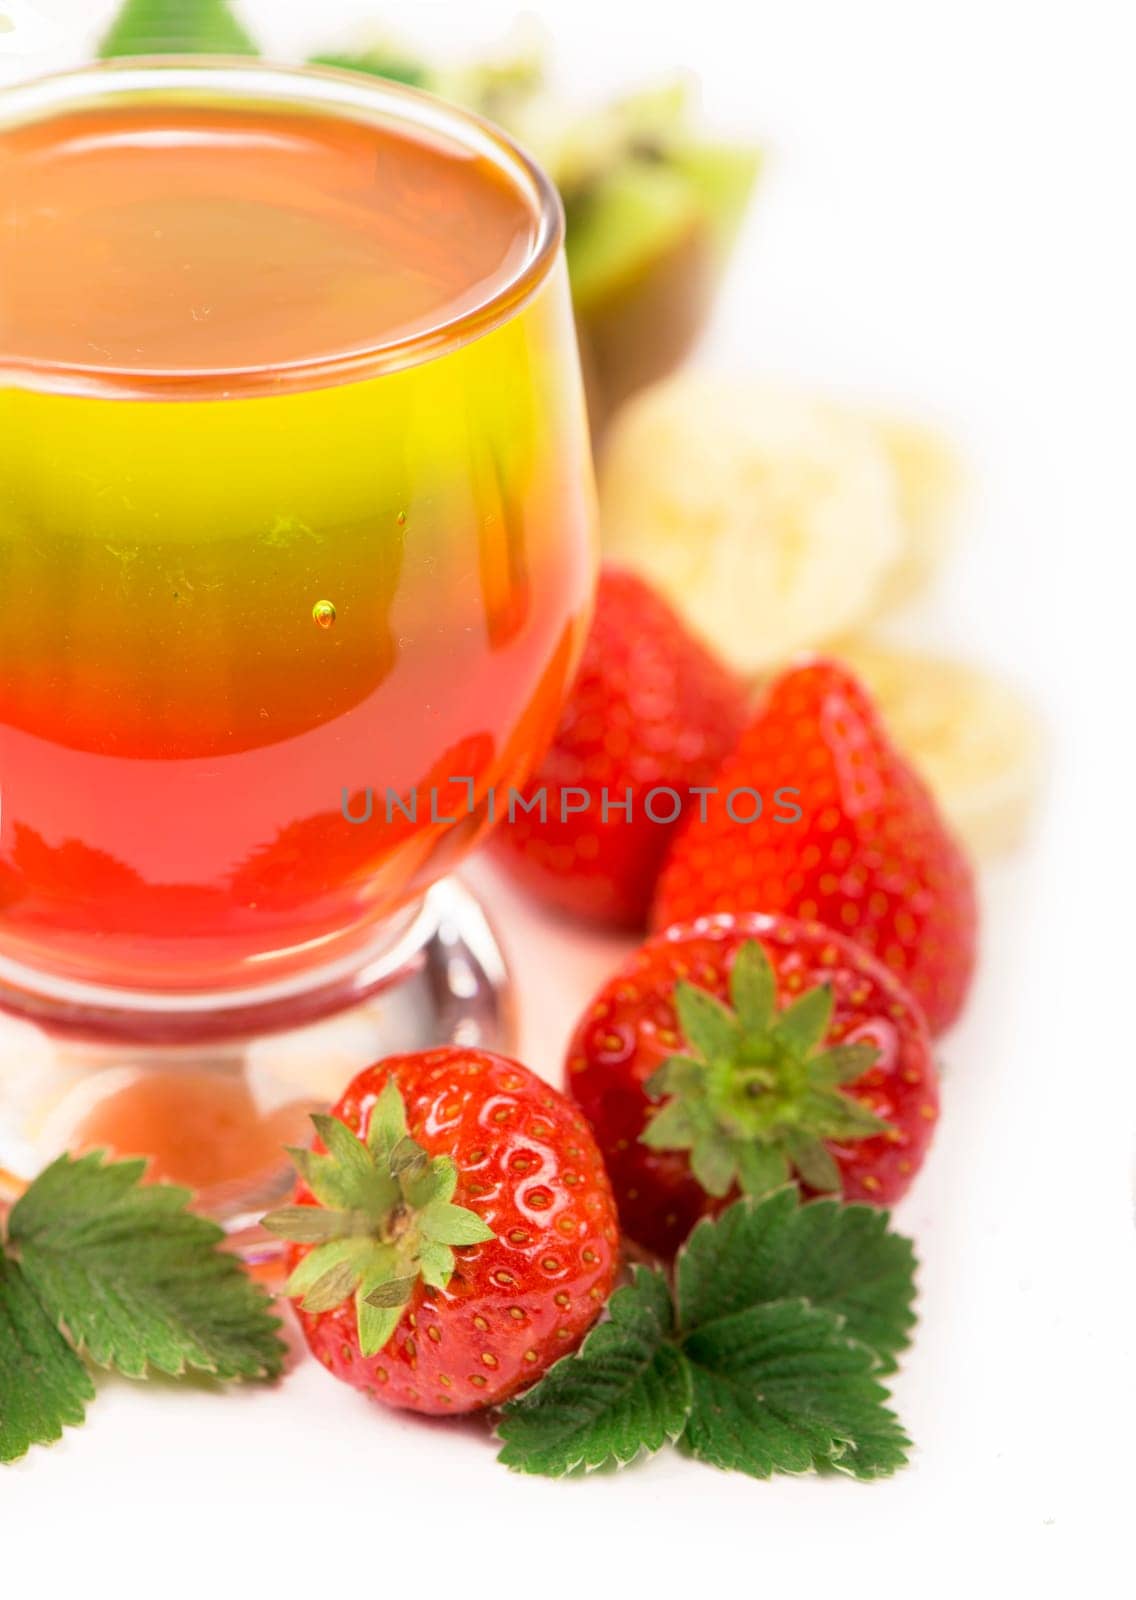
(0, 89, 595, 992)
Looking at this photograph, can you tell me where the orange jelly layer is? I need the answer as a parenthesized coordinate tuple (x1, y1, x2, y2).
(0, 102, 537, 373)
(0, 94, 595, 991)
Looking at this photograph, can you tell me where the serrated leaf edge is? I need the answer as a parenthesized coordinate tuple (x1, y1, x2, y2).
(495, 1269, 691, 1478)
(9, 1150, 287, 1383)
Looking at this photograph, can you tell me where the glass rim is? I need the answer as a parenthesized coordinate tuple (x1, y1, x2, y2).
(0, 56, 566, 399)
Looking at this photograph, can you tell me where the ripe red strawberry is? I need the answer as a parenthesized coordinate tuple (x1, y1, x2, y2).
(652, 659, 977, 1034)
(566, 914, 939, 1259)
(491, 566, 748, 928)
(264, 1049, 619, 1415)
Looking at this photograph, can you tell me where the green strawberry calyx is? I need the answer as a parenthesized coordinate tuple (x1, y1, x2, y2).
(641, 941, 890, 1197)
(263, 1081, 495, 1357)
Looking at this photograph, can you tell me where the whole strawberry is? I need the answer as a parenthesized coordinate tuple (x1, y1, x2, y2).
(491, 566, 748, 928)
(264, 1049, 619, 1414)
(566, 914, 939, 1259)
(652, 658, 977, 1034)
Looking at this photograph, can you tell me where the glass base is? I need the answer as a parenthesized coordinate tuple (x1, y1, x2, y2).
(0, 877, 513, 1236)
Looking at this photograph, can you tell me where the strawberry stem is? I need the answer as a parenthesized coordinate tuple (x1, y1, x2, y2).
(263, 1080, 495, 1356)
(641, 941, 889, 1198)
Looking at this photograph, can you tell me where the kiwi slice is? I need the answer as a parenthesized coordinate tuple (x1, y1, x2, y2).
(566, 140, 759, 431)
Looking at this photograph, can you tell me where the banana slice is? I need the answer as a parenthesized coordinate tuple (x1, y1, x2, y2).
(598, 376, 905, 671)
(832, 637, 1044, 857)
(870, 414, 962, 609)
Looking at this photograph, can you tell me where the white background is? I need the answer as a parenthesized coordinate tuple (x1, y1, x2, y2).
(3, 0, 1133, 1591)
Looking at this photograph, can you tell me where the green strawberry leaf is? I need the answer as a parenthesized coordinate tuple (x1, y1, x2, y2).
(735, 1141, 793, 1196)
(353, 1252, 412, 1357)
(403, 1155, 455, 1210)
(365, 1079, 409, 1156)
(259, 1205, 355, 1245)
(495, 1193, 917, 1483)
(355, 1295, 402, 1360)
(100, 0, 258, 56)
(680, 1298, 910, 1480)
(728, 940, 776, 1032)
(783, 1135, 843, 1193)
(774, 984, 834, 1055)
(800, 1091, 890, 1142)
(674, 981, 740, 1063)
(8, 1152, 285, 1381)
(417, 1200, 496, 1247)
(310, 1114, 373, 1183)
(676, 1189, 918, 1372)
(497, 1267, 691, 1477)
(417, 1242, 454, 1292)
(389, 1135, 427, 1178)
(690, 1133, 738, 1197)
(283, 1146, 374, 1212)
(808, 1043, 880, 1087)
(285, 1237, 380, 1313)
(643, 1053, 704, 1102)
(0, 1253, 95, 1464)
(640, 1097, 699, 1151)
